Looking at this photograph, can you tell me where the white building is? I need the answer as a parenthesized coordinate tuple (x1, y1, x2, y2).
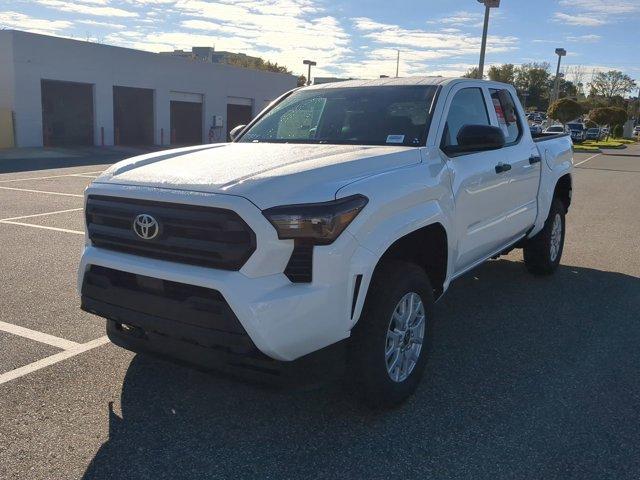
(0, 30, 297, 148)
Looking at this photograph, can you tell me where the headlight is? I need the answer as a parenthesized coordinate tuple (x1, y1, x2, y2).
(263, 194, 368, 245)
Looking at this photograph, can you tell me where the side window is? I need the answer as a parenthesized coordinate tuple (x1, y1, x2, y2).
(490, 89, 522, 144)
(442, 88, 490, 148)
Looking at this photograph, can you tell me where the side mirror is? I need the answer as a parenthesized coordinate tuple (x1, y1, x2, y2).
(229, 124, 246, 142)
(444, 124, 506, 155)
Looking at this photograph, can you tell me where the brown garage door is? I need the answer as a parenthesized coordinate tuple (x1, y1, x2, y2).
(170, 101, 203, 145)
(226, 104, 253, 141)
(113, 86, 154, 146)
(41, 80, 94, 147)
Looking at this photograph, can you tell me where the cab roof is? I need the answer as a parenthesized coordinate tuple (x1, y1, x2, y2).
(305, 76, 459, 90)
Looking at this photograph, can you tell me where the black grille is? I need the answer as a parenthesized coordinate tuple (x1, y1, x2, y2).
(82, 265, 257, 354)
(86, 195, 256, 270)
(284, 241, 313, 283)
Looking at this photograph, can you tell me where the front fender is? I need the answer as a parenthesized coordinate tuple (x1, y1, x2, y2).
(336, 161, 454, 325)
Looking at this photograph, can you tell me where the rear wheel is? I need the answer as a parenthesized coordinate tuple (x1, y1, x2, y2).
(523, 198, 566, 275)
(349, 261, 434, 408)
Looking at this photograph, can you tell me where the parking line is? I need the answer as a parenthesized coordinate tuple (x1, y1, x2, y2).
(0, 220, 84, 235)
(0, 186, 83, 197)
(0, 336, 110, 386)
(0, 171, 104, 183)
(0, 207, 83, 222)
(0, 320, 80, 350)
(575, 153, 601, 167)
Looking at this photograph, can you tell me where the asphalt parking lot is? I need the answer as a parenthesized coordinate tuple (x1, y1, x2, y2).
(1, 145, 639, 479)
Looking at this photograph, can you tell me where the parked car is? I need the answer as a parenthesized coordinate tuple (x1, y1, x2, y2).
(543, 125, 565, 134)
(79, 78, 573, 407)
(633, 126, 640, 137)
(530, 123, 543, 135)
(566, 122, 586, 143)
(585, 128, 602, 140)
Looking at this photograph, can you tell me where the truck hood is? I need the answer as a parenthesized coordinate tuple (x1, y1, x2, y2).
(95, 143, 421, 208)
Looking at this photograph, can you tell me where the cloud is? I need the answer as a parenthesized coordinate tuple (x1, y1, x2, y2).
(172, 1, 350, 74)
(566, 34, 601, 43)
(553, 12, 605, 27)
(0, 11, 73, 34)
(347, 17, 518, 78)
(553, 0, 639, 27)
(34, 0, 138, 18)
(434, 10, 484, 27)
(78, 19, 127, 29)
(559, 0, 640, 15)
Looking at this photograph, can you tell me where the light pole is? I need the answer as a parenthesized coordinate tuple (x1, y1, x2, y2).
(552, 48, 566, 103)
(477, 0, 500, 79)
(396, 49, 400, 78)
(303, 59, 316, 86)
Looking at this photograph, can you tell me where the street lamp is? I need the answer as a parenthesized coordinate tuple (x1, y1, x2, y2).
(477, 0, 500, 79)
(303, 59, 316, 86)
(552, 48, 567, 102)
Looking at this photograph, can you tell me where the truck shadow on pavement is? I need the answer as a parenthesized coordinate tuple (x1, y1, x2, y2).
(82, 259, 640, 479)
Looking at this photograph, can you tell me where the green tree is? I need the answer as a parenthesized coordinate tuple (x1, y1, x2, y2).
(588, 71, 637, 98)
(224, 55, 291, 74)
(515, 62, 551, 111)
(548, 98, 583, 126)
(487, 64, 516, 84)
(462, 67, 481, 79)
(588, 107, 628, 140)
(297, 75, 307, 87)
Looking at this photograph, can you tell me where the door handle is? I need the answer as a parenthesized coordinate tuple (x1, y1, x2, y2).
(495, 163, 512, 174)
(529, 155, 542, 164)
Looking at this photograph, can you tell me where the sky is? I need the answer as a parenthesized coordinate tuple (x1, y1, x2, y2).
(0, 0, 638, 86)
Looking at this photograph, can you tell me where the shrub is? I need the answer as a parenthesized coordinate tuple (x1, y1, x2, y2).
(548, 98, 583, 125)
(612, 125, 623, 138)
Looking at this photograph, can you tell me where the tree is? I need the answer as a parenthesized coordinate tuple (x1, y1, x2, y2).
(515, 62, 551, 111)
(548, 98, 583, 126)
(224, 55, 291, 74)
(588, 70, 637, 98)
(487, 64, 516, 84)
(588, 107, 628, 139)
(297, 75, 307, 87)
(462, 67, 481, 79)
(565, 65, 587, 98)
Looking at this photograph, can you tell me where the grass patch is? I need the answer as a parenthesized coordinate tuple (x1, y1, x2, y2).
(573, 145, 600, 153)
(582, 140, 625, 149)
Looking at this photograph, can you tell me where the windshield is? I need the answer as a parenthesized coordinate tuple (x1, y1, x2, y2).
(239, 85, 438, 147)
(547, 126, 563, 132)
(567, 123, 584, 131)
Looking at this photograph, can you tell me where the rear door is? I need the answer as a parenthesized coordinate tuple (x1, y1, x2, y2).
(488, 88, 540, 237)
(438, 85, 514, 273)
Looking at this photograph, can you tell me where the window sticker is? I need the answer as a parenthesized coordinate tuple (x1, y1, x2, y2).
(386, 134, 405, 144)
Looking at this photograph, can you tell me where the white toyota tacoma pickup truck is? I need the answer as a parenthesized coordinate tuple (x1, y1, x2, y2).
(79, 77, 573, 406)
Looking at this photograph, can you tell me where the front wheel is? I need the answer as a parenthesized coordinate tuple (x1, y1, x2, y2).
(523, 198, 566, 275)
(349, 261, 434, 408)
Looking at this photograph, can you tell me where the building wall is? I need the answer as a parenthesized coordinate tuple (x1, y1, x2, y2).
(0, 32, 16, 148)
(4, 30, 297, 147)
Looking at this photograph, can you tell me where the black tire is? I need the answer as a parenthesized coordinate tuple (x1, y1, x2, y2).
(523, 198, 566, 275)
(349, 260, 434, 408)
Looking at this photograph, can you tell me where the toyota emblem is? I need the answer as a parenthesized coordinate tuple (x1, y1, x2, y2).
(133, 214, 159, 240)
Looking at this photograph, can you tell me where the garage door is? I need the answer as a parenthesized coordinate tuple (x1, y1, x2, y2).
(227, 99, 253, 141)
(113, 86, 154, 146)
(41, 80, 94, 147)
(170, 92, 203, 145)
